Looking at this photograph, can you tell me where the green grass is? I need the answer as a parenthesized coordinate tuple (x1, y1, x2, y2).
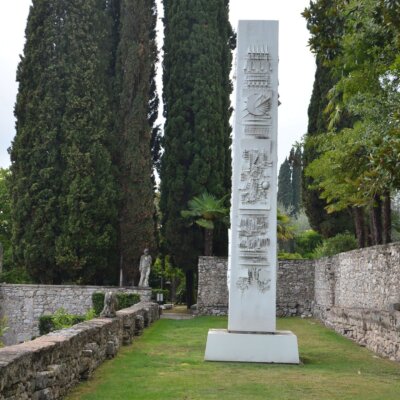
(67, 317, 400, 400)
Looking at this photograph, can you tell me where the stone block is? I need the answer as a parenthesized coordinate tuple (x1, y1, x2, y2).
(205, 329, 299, 364)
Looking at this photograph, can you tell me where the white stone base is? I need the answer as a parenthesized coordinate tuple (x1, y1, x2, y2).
(204, 329, 300, 364)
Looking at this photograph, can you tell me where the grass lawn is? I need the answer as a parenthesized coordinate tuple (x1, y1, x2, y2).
(67, 317, 400, 400)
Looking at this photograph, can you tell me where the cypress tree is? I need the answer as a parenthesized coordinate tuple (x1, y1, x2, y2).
(54, 0, 118, 284)
(11, 0, 159, 284)
(161, 0, 234, 305)
(291, 146, 302, 216)
(10, 0, 67, 282)
(114, 0, 158, 285)
(277, 158, 292, 211)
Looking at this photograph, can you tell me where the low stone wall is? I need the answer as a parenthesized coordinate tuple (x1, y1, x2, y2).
(320, 306, 400, 362)
(276, 260, 314, 317)
(313, 243, 400, 361)
(0, 301, 159, 400)
(0, 285, 151, 346)
(197, 257, 314, 317)
(197, 257, 229, 316)
(198, 244, 400, 362)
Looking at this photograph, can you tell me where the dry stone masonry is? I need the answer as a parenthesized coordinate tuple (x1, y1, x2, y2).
(0, 301, 159, 400)
(198, 257, 314, 317)
(199, 242, 400, 362)
(0, 285, 151, 346)
(197, 257, 229, 316)
(313, 243, 400, 362)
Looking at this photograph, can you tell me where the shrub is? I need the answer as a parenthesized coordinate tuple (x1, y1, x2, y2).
(278, 252, 303, 260)
(0, 317, 8, 347)
(116, 293, 140, 310)
(92, 292, 141, 316)
(294, 229, 323, 259)
(38, 308, 85, 335)
(0, 267, 33, 284)
(38, 315, 54, 335)
(92, 292, 106, 316)
(312, 232, 357, 258)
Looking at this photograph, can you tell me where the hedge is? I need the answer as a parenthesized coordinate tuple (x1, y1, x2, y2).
(92, 292, 141, 316)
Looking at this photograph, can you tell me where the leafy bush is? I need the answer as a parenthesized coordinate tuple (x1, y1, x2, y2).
(312, 232, 357, 258)
(92, 292, 106, 316)
(0, 267, 33, 284)
(278, 252, 303, 260)
(294, 229, 323, 259)
(149, 256, 185, 304)
(92, 292, 140, 316)
(116, 293, 140, 310)
(0, 317, 8, 347)
(38, 315, 54, 335)
(38, 308, 85, 335)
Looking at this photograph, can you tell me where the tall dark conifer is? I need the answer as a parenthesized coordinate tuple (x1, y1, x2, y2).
(55, 0, 118, 284)
(161, 0, 234, 305)
(11, 0, 66, 282)
(277, 158, 292, 211)
(114, 0, 158, 285)
(290, 146, 302, 216)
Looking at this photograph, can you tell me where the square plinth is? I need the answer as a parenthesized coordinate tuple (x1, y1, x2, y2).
(204, 329, 300, 364)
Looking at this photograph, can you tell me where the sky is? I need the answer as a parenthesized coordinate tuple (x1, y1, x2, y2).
(0, 0, 315, 169)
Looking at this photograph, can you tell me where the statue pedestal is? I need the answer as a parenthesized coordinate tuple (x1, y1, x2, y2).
(205, 329, 299, 364)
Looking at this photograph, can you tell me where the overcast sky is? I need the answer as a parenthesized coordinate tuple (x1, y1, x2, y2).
(0, 0, 315, 169)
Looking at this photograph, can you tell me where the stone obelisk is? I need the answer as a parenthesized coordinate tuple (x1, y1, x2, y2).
(205, 20, 299, 364)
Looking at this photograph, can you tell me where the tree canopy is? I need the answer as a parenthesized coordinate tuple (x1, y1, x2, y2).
(303, 0, 400, 247)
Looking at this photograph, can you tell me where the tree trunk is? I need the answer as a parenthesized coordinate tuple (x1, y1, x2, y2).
(371, 195, 383, 245)
(382, 192, 392, 245)
(353, 207, 366, 248)
(185, 269, 194, 308)
(204, 229, 213, 256)
(170, 276, 177, 303)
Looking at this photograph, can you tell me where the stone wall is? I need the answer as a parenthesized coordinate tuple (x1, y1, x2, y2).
(276, 259, 314, 317)
(197, 257, 229, 316)
(0, 285, 151, 346)
(313, 243, 400, 361)
(198, 244, 400, 361)
(0, 301, 159, 400)
(197, 257, 314, 317)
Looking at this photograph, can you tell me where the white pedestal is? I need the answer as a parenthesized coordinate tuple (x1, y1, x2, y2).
(205, 329, 300, 364)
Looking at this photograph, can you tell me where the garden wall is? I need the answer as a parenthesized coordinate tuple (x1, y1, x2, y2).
(0, 285, 151, 346)
(198, 243, 400, 361)
(197, 257, 314, 317)
(0, 301, 159, 400)
(313, 243, 400, 361)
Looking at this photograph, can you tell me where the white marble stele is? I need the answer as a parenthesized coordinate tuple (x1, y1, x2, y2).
(204, 20, 299, 364)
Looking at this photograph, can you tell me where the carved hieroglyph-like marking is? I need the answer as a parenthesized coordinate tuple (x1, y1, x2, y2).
(239, 149, 272, 207)
(244, 45, 272, 89)
(246, 93, 271, 116)
(236, 266, 271, 293)
(243, 91, 273, 123)
(244, 126, 271, 139)
(239, 215, 270, 252)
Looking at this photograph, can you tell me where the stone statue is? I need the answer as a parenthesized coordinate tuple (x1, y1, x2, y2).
(100, 291, 117, 318)
(139, 248, 152, 287)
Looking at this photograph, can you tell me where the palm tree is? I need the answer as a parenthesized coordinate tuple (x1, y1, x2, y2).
(181, 192, 229, 256)
(277, 209, 294, 241)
